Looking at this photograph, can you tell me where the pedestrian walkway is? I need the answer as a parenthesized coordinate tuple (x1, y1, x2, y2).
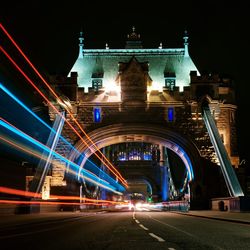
(174, 210, 250, 224)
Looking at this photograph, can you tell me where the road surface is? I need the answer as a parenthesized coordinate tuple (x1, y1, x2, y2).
(0, 211, 250, 249)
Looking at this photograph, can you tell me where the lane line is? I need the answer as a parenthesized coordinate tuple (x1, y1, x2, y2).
(139, 224, 149, 231)
(168, 248, 176, 250)
(135, 219, 140, 224)
(148, 215, 194, 237)
(149, 233, 165, 242)
(133, 211, 136, 220)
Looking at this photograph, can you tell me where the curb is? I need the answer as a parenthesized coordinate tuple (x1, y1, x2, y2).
(172, 212, 250, 225)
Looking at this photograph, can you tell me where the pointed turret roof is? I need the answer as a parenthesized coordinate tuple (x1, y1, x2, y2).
(125, 26, 143, 49)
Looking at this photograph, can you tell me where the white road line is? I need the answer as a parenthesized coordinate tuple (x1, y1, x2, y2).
(133, 211, 136, 220)
(139, 224, 149, 230)
(148, 215, 194, 237)
(148, 233, 165, 242)
(135, 219, 140, 224)
(168, 248, 176, 250)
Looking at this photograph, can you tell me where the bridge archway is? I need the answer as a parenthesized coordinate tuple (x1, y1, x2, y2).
(125, 178, 154, 201)
(68, 123, 203, 202)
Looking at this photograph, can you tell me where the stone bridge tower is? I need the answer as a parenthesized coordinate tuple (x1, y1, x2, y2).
(46, 28, 241, 208)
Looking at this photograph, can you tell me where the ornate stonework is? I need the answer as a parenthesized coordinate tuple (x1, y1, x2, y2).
(45, 30, 241, 205)
(117, 57, 151, 104)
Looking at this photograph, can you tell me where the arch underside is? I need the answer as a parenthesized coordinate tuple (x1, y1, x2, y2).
(69, 124, 201, 188)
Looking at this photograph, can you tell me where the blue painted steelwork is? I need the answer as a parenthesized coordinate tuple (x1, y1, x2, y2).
(161, 147, 170, 201)
(203, 106, 244, 197)
(164, 140, 194, 182)
(161, 166, 168, 201)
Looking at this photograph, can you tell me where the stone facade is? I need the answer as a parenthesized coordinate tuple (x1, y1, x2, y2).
(48, 71, 239, 197)
(44, 30, 241, 205)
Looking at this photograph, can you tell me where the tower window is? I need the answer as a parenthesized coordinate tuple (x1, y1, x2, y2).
(165, 79, 176, 91)
(164, 72, 176, 91)
(93, 107, 101, 123)
(167, 107, 174, 122)
(92, 79, 103, 91)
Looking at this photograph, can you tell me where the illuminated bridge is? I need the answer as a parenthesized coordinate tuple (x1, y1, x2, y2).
(0, 25, 244, 212)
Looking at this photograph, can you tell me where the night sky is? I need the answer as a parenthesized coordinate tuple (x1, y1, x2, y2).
(1, 1, 249, 164)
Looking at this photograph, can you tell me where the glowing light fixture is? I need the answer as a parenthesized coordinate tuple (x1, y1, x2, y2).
(168, 107, 174, 122)
(93, 107, 101, 123)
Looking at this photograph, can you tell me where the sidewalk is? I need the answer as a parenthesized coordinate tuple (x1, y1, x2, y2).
(174, 210, 250, 224)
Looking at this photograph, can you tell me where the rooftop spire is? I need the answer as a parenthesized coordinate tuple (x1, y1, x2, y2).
(183, 30, 189, 57)
(125, 26, 143, 49)
(127, 26, 141, 40)
(79, 31, 84, 58)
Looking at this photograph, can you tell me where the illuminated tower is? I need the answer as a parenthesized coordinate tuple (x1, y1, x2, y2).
(48, 28, 242, 208)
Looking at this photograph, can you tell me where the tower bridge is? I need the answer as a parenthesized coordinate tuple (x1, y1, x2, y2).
(0, 26, 244, 210)
(44, 28, 243, 209)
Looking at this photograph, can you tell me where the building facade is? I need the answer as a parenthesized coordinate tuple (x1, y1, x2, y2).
(46, 28, 241, 208)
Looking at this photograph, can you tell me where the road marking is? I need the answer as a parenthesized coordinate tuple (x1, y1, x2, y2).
(148, 215, 194, 237)
(133, 211, 136, 220)
(168, 248, 176, 250)
(149, 233, 165, 242)
(135, 219, 140, 224)
(139, 224, 149, 230)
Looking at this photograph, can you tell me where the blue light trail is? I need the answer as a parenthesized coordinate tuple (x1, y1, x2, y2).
(0, 118, 125, 193)
(0, 83, 124, 190)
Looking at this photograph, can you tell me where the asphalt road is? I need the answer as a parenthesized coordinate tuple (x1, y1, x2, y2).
(0, 211, 250, 250)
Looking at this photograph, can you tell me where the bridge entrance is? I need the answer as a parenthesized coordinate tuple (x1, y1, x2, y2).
(66, 123, 204, 207)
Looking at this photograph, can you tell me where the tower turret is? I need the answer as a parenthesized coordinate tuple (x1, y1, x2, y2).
(183, 30, 189, 57)
(79, 31, 84, 58)
(125, 26, 143, 49)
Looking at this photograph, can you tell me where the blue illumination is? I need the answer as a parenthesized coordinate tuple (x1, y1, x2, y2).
(0, 83, 79, 156)
(161, 166, 168, 201)
(0, 84, 125, 190)
(164, 140, 194, 182)
(168, 107, 174, 122)
(0, 119, 125, 193)
(94, 107, 101, 123)
(143, 153, 152, 161)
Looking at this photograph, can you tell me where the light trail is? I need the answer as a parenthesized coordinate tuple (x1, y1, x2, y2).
(0, 133, 124, 193)
(0, 186, 127, 205)
(0, 44, 126, 186)
(0, 200, 109, 206)
(0, 83, 121, 188)
(0, 24, 127, 187)
(0, 118, 125, 193)
(0, 82, 80, 155)
(0, 135, 121, 195)
(0, 186, 41, 199)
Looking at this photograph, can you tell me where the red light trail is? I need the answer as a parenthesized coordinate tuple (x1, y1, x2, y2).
(0, 23, 127, 187)
(0, 119, 123, 193)
(0, 41, 127, 187)
(0, 186, 128, 205)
